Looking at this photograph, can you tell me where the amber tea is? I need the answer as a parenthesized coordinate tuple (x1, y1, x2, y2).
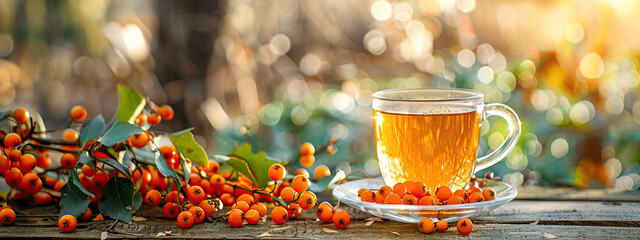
(374, 109, 481, 193)
(372, 88, 521, 195)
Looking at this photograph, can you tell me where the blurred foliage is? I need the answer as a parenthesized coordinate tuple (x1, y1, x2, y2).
(1, 0, 640, 189)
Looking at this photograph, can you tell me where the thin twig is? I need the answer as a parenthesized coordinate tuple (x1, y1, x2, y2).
(105, 220, 119, 232)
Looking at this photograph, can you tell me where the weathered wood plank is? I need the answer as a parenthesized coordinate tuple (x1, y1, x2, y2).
(1, 218, 639, 239)
(478, 200, 640, 222)
(516, 187, 640, 202)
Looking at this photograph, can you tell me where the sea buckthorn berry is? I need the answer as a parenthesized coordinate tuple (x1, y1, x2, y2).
(287, 203, 302, 219)
(447, 196, 465, 205)
(251, 203, 268, 217)
(206, 159, 220, 174)
(188, 206, 205, 224)
(19, 153, 37, 173)
(436, 186, 452, 201)
(81, 165, 96, 177)
(468, 192, 484, 203)
(5, 167, 23, 188)
(298, 192, 318, 209)
(360, 190, 376, 203)
(37, 154, 51, 169)
(268, 164, 286, 181)
(79, 208, 92, 221)
(60, 154, 77, 170)
(62, 129, 78, 141)
(0, 208, 16, 225)
(34, 192, 52, 205)
(245, 209, 261, 225)
(384, 192, 402, 204)
(436, 220, 448, 232)
(20, 173, 42, 195)
(316, 204, 334, 223)
(319, 201, 334, 212)
(332, 210, 350, 229)
(4, 133, 21, 148)
(271, 206, 288, 224)
(163, 202, 180, 218)
(418, 218, 435, 234)
(210, 174, 225, 187)
(402, 194, 418, 205)
(313, 165, 331, 179)
(280, 187, 296, 201)
(357, 188, 367, 196)
(467, 186, 481, 195)
(129, 133, 149, 148)
(92, 172, 109, 190)
(232, 201, 251, 214)
(70, 105, 87, 121)
(299, 142, 315, 156)
(293, 168, 309, 179)
(453, 189, 468, 201)
(402, 181, 415, 191)
(7, 149, 21, 162)
(220, 193, 235, 206)
(58, 215, 77, 232)
(483, 188, 496, 201)
(165, 191, 185, 204)
(147, 114, 161, 125)
(418, 196, 435, 205)
(145, 190, 162, 206)
(177, 211, 194, 228)
(159, 145, 177, 162)
(187, 186, 206, 205)
(53, 180, 66, 192)
(291, 175, 310, 193)
(237, 194, 256, 206)
(392, 183, 406, 196)
(157, 105, 174, 120)
(298, 155, 315, 168)
(13, 108, 30, 123)
(457, 218, 473, 235)
(410, 182, 429, 198)
(199, 200, 217, 217)
(0, 155, 10, 173)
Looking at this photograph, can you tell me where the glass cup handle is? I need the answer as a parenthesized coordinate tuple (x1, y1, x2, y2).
(474, 103, 521, 173)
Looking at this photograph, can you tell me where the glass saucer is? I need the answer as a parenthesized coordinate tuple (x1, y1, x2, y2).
(332, 178, 517, 223)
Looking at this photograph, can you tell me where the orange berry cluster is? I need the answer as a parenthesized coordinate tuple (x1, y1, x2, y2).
(419, 218, 473, 235)
(134, 105, 174, 127)
(357, 181, 496, 205)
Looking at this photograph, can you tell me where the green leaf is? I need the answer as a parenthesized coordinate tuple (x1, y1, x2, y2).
(59, 172, 91, 219)
(116, 85, 146, 123)
(153, 144, 182, 192)
(99, 177, 135, 223)
(99, 121, 144, 147)
(80, 115, 105, 147)
(131, 192, 142, 212)
(121, 151, 132, 170)
(224, 157, 257, 185)
(179, 155, 191, 184)
(169, 129, 208, 166)
(97, 157, 131, 179)
(228, 144, 282, 188)
(78, 153, 96, 169)
(70, 169, 95, 198)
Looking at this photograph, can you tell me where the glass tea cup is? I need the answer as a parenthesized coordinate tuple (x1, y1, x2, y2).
(372, 88, 521, 193)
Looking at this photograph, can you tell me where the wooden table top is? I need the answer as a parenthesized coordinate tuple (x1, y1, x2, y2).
(1, 186, 639, 239)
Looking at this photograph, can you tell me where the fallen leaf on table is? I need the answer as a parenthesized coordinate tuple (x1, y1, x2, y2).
(390, 231, 400, 236)
(542, 230, 559, 239)
(258, 226, 292, 237)
(132, 216, 147, 222)
(365, 221, 376, 226)
(323, 227, 339, 233)
(101, 232, 108, 240)
(530, 219, 540, 225)
(164, 231, 172, 235)
(93, 213, 104, 221)
(365, 217, 383, 222)
(156, 232, 166, 237)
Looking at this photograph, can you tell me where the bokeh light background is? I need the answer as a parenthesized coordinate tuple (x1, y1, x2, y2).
(1, 0, 640, 190)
